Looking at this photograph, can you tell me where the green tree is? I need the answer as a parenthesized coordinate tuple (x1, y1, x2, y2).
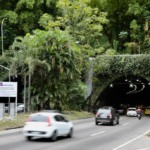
(39, 0, 108, 52)
(11, 29, 86, 111)
(0, 0, 59, 52)
(89, 0, 149, 53)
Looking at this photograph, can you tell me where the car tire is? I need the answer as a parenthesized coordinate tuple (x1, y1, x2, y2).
(117, 118, 119, 124)
(67, 128, 73, 138)
(26, 136, 32, 141)
(95, 121, 99, 125)
(51, 131, 57, 142)
(111, 119, 115, 126)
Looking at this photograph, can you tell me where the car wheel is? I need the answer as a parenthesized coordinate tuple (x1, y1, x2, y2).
(117, 118, 119, 124)
(68, 128, 73, 138)
(111, 119, 115, 126)
(95, 121, 99, 125)
(51, 131, 57, 142)
(26, 136, 32, 141)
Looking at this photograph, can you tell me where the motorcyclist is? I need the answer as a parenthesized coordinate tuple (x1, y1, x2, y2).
(136, 106, 142, 119)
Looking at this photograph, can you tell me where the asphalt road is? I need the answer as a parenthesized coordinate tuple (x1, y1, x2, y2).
(0, 116, 150, 150)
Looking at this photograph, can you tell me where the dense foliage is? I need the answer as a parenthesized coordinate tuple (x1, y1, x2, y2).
(95, 55, 150, 78)
(0, 0, 150, 111)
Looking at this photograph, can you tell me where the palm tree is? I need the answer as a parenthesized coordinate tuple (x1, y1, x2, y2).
(10, 29, 84, 111)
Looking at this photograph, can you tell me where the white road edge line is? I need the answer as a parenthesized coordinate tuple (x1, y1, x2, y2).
(91, 131, 105, 137)
(122, 123, 129, 126)
(112, 129, 150, 150)
(138, 148, 150, 150)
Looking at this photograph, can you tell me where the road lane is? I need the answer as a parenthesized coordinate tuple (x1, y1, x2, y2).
(0, 116, 150, 150)
(112, 129, 150, 150)
(122, 123, 129, 126)
(91, 131, 106, 136)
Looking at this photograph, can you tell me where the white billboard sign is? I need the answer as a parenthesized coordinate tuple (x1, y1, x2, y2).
(0, 82, 17, 97)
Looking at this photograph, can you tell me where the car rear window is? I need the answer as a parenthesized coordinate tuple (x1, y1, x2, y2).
(98, 109, 110, 114)
(128, 108, 136, 111)
(29, 115, 48, 122)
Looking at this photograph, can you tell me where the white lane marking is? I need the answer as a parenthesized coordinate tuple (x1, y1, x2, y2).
(122, 123, 129, 126)
(112, 129, 150, 150)
(91, 131, 105, 137)
(138, 148, 150, 150)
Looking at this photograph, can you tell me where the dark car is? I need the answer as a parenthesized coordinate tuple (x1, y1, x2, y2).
(95, 106, 119, 126)
(116, 107, 125, 115)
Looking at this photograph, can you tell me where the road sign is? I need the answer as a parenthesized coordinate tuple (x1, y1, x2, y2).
(0, 82, 17, 97)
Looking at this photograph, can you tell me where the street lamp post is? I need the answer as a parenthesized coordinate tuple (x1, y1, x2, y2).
(1, 18, 7, 55)
(0, 65, 10, 82)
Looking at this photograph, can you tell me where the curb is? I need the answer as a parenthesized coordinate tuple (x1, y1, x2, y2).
(0, 128, 22, 136)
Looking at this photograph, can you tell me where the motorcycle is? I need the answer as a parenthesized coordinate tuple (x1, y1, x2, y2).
(137, 113, 142, 120)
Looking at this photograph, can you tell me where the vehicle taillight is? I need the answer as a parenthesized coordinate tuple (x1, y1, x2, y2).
(96, 113, 99, 117)
(26, 117, 30, 122)
(25, 117, 30, 125)
(46, 117, 51, 126)
(109, 113, 112, 118)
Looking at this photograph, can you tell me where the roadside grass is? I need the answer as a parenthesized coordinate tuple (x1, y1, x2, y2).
(64, 111, 94, 120)
(147, 132, 150, 137)
(0, 113, 29, 131)
(0, 111, 94, 131)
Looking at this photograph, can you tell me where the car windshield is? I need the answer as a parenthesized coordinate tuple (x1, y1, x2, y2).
(98, 109, 110, 114)
(29, 115, 48, 122)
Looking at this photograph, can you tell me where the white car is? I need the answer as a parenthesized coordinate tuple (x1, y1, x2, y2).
(126, 107, 137, 117)
(23, 111, 73, 141)
(17, 104, 24, 112)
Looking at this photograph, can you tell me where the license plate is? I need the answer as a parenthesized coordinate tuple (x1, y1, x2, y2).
(32, 131, 39, 135)
(101, 114, 107, 118)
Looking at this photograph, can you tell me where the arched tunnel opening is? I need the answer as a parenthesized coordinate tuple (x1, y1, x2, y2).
(95, 75, 150, 112)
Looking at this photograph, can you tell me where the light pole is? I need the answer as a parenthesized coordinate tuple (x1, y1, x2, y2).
(0, 65, 10, 81)
(1, 18, 7, 55)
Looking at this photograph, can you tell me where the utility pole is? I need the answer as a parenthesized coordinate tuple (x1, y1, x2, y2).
(1, 18, 7, 55)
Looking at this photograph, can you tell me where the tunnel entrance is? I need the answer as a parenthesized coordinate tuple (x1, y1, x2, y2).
(96, 75, 150, 109)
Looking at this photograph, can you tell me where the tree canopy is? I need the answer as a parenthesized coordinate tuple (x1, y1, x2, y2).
(1, 0, 150, 111)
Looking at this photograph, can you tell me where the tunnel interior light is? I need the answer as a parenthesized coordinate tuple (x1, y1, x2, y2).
(110, 76, 148, 94)
(127, 82, 146, 94)
(109, 84, 113, 88)
(129, 83, 134, 88)
(126, 84, 137, 94)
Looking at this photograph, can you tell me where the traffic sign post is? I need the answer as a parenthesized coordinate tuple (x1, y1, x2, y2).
(0, 82, 18, 119)
(0, 103, 4, 120)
